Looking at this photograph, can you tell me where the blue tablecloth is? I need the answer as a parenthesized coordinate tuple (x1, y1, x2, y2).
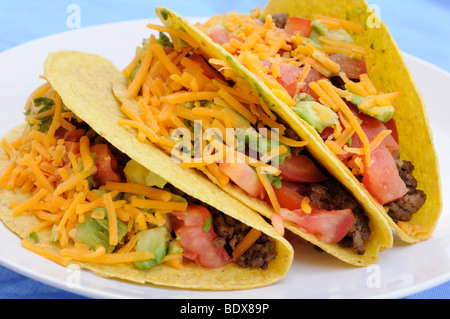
(0, 0, 449, 299)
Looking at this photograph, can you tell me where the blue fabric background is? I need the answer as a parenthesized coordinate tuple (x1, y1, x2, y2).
(0, 0, 449, 299)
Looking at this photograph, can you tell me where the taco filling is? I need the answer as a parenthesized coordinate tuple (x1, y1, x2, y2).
(194, 10, 427, 234)
(115, 24, 377, 255)
(0, 82, 278, 271)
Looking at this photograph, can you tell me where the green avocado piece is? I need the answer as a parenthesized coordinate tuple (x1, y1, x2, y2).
(350, 93, 395, 123)
(123, 159, 168, 189)
(292, 101, 338, 133)
(133, 227, 171, 269)
(75, 212, 127, 253)
(309, 19, 354, 49)
(168, 239, 184, 255)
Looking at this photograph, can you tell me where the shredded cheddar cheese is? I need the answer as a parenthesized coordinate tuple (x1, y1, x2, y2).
(111, 18, 339, 228)
(196, 11, 405, 182)
(397, 221, 430, 238)
(314, 15, 364, 33)
(0, 82, 207, 270)
(232, 228, 262, 262)
(256, 167, 280, 214)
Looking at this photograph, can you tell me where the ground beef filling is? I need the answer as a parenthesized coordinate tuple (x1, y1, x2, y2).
(79, 121, 277, 270)
(387, 152, 426, 223)
(307, 179, 370, 255)
(213, 212, 277, 270)
(271, 13, 288, 29)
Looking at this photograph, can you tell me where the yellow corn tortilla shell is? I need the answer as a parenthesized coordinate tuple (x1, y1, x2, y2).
(0, 51, 294, 291)
(155, 1, 442, 244)
(112, 7, 396, 267)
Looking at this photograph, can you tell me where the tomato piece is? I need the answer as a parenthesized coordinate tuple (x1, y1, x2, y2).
(271, 214, 285, 236)
(284, 17, 312, 37)
(282, 180, 309, 196)
(279, 154, 328, 183)
(64, 141, 80, 156)
(362, 145, 408, 205)
(61, 129, 86, 156)
(297, 67, 325, 101)
(218, 162, 265, 199)
(273, 181, 305, 210)
(328, 54, 367, 79)
(90, 144, 122, 186)
(319, 126, 334, 141)
(347, 104, 400, 152)
(207, 26, 232, 45)
(172, 205, 232, 268)
(170, 205, 215, 229)
(277, 62, 301, 98)
(63, 129, 86, 142)
(265, 61, 323, 99)
(279, 208, 354, 243)
(384, 118, 399, 144)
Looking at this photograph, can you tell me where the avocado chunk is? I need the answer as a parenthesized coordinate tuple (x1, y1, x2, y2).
(75, 212, 127, 253)
(25, 97, 55, 133)
(133, 227, 171, 269)
(308, 19, 354, 49)
(328, 28, 354, 43)
(292, 101, 338, 133)
(308, 20, 327, 49)
(310, 20, 328, 36)
(123, 159, 167, 189)
(235, 127, 290, 167)
(349, 93, 395, 123)
(168, 239, 184, 255)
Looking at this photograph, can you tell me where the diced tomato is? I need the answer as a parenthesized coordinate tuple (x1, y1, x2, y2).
(328, 53, 367, 79)
(90, 144, 122, 186)
(281, 180, 309, 196)
(279, 154, 328, 183)
(207, 26, 232, 45)
(218, 162, 265, 199)
(63, 129, 86, 142)
(273, 181, 306, 210)
(320, 126, 334, 141)
(362, 145, 408, 205)
(384, 118, 399, 144)
(297, 67, 325, 100)
(171, 205, 232, 268)
(64, 141, 80, 156)
(284, 17, 312, 37)
(271, 214, 285, 236)
(346, 104, 400, 153)
(264, 61, 323, 99)
(279, 208, 354, 243)
(62, 129, 86, 156)
(55, 127, 67, 140)
(277, 62, 301, 98)
(260, 61, 302, 98)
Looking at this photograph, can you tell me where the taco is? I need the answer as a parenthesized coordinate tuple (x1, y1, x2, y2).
(153, 1, 442, 244)
(0, 51, 294, 290)
(111, 12, 393, 266)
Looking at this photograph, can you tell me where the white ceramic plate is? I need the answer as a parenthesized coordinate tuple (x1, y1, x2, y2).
(0, 19, 448, 299)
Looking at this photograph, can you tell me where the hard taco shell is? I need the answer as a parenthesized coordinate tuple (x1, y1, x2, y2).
(154, 0, 441, 244)
(0, 51, 293, 290)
